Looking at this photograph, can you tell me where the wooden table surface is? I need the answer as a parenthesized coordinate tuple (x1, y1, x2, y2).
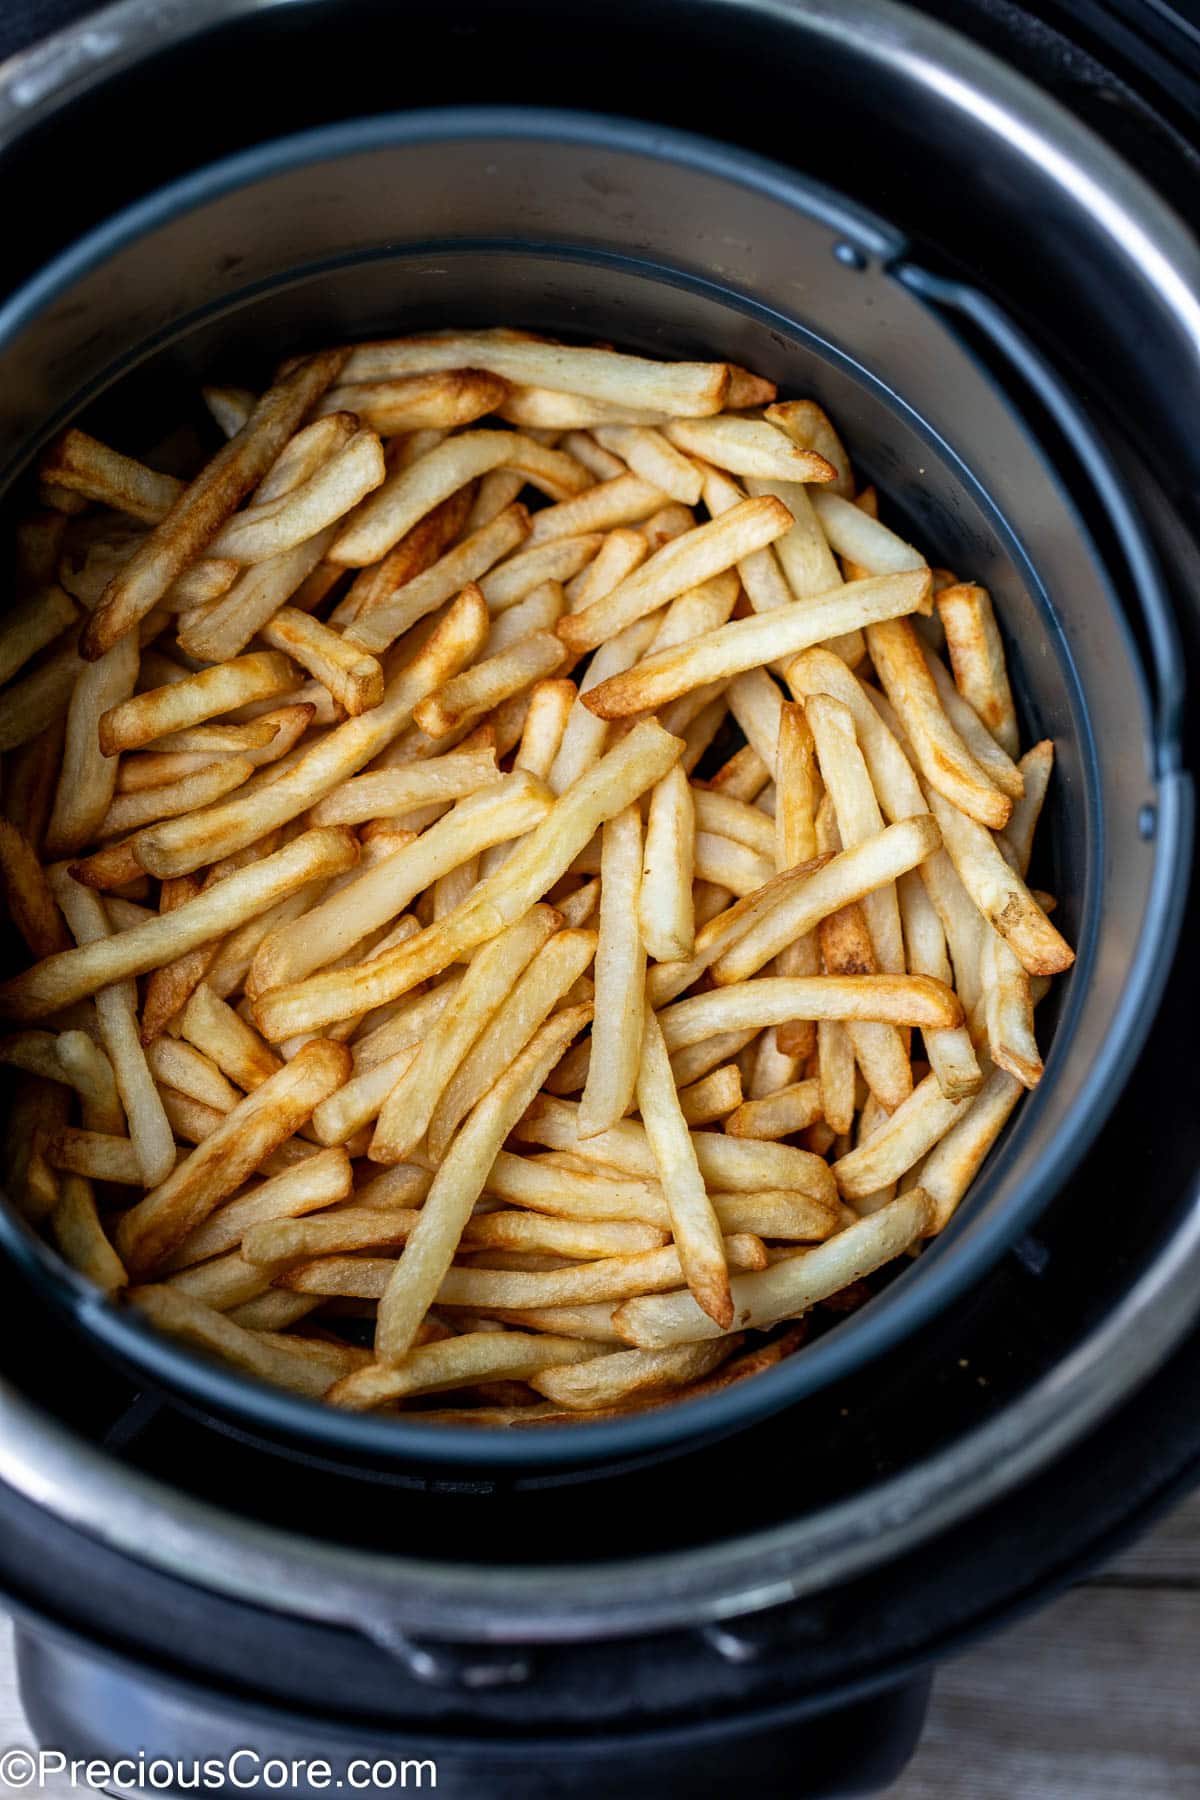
(1, 1487, 1197, 1795)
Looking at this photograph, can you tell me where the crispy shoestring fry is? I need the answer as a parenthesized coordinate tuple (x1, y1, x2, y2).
(0, 331, 1069, 1426)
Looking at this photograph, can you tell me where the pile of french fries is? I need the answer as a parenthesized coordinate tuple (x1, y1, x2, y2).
(0, 328, 1074, 1424)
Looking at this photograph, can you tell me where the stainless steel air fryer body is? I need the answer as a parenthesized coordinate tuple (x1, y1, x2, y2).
(0, 2, 1197, 1793)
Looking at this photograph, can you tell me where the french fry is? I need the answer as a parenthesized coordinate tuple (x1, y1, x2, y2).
(584, 570, 929, 715)
(559, 496, 793, 655)
(478, 534, 602, 608)
(692, 831, 775, 896)
(50, 1172, 128, 1293)
(427, 926, 597, 1159)
(637, 1004, 732, 1327)
(115, 1038, 350, 1276)
(725, 1078, 823, 1141)
(47, 872, 174, 1188)
(98, 756, 256, 836)
(923, 784, 1074, 975)
(564, 527, 649, 614)
(430, 1235, 763, 1315)
(339, 332, 730, 417)
(809, 489, 927, 584)
(462, 1212, 666, 1259)
(241, 1205, 424, 1268)
(252, 720, 682, 1040)
(0, 585, 79, 689)
(548, 614, 662, 795)
(895, 867, 982, 1100)
(0, 827, 357, 1020)
(135, 586, 488, 876)
(921, 645, 1024, 799)
(578, 806, 646, 1138)
(0, 817, 71, 956)
(999, 740, 1055, 876)
(82, 351, 347, 658)
(55, 1029, 125, 1133)
(258, 608, 384, 716)
(251, 775, 551, 995)
(39, 429, 184, 522)
(703, 816, 941, 989)
(865, 617, 1012, 829)
(99, 653, 295, 756)
(164, 1146, 353, 1268)
(331, 430, 587, 567)
(341, 503, 530, 651)
(936, 581, 1018, 756)
(639, 762, 695, 963)
(316, 369, 510, 434)
(372, 1004, 592, 1361)
(831, 1070, 973, 1198)
(307, 746, 500, 827)
(327, 1330, 601, 1412)
(676, 1062, 742, 1126)
(590, 426, 702, 505)
(412, 624, 567, 740)
(980, 929, 1043, 1088)
(130, 1285, 368, 1397)
(614, 1189, 932, 1346)
(512, 679, 576, 784)
(514, 1093, 837, 1202)
(530, 1339, 738, 1410)
(918, 1066, 1023, 1232)
(657, 974, 962, 1050)
(664, 414, 832, 483)
(370, 907, 562, 1164)
(765, 400, 854, 496)
(525, 476, 666, 546)
(0, 635, 86, 754)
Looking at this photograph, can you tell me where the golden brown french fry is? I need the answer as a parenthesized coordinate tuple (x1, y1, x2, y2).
(462, 1212, 666, 1258)
(316, 369, 510, 434)
(99, 653, 296, 755)
(0, 817, 71, 956)
(676, 1062, 742, 1126)
(548, 614, 662, 795)
(175, 525, 339, 663)
(251, 775, 551, 995)
(866, 617, 1012, 829)
(637, 1003, 732, 1327)
(307, 746, 500, 826)
(809, 489, 926, 582)
(116, 1038, 351, 1276)
(831, 1070, 973, 1198)
(241, 1205, 423, 1268)
(514, 1092, 837, 1202)
(658, 974, 962, 1050)
(252, 720, 682, 1040)
(164, 1146, 353, 1268)
(725, 1078, 823, 1141)
(692, 787, 775, 857)
(920, 645, 1024, 800)
(509, 679, 575, 785)
(340, 503, 530, 650)
(431, 1234, 763, 1314)
(922, 784, 1074, 975)
(55, 1029, 125, 1133)
(0, 827, 357, 1021)
(895, 867, 982, 1101)
(817, 1018, 856, 1137)
(765, 400, 853, 495)
(412, 623, 567, 740)
(935, 582, 1018, 756)
(979, 929, 1043, 1087)
(145, 1033, 239, 1111)
(331, 431, 587, 567)
(584, 570, 929, 716)
(49, 1170, 126, 1293)
(370, 906, 562, 1164)
(372, 1004, 592, 1361)
(134, 586, 488, 876)
(639, 762, 695, 962)
(206, 429, 386, 562)
(998, 740, 1055, 876)
(258, 608, 384, 715)
(525, 476, 666, 546)
(327, 1330, 600, 1412)
(339, 333, 730, 417)
(577, 805, 646, 1138)
(692, 831, 774, 896)
(130, 1285, 368, 1396)
(0, 585, 79, 690)
(46, 1127, 145, 1185)
(99, 756, 256, 836)
(40, 429, 183, 521)
(614, 1190, 932, 1347)
(478, 534, 602, 608)
(559, 496, 793, 655)
(588, 425, 701, 505)
(530, 1338, 738, 1410)
(564, 527, 649, 614)
(1, 716, 66, 850)
(919, 1066, 1022, 1233)
(82, 351, 347, 658)
(0, 634, 88, 756)
(427, 926, 596, 1159)
(665, 414, 833, 482)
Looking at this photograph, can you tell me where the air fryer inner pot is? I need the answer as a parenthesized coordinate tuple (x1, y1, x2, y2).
(0, 108, 1182, 1473)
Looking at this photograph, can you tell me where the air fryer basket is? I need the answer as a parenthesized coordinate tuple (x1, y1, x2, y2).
(0, 104, 1184, 1472)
